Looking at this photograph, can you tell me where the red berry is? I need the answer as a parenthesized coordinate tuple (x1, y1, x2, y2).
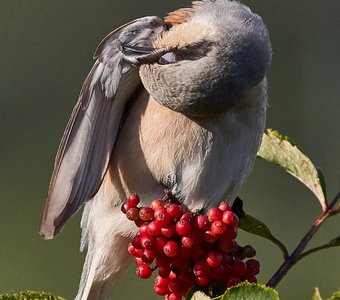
(150, 199, 164, 210)
(141, 248, 156, 264)
(211, 220, 227, 235)
(156, 255, 171, 266)
(246, 259, 260, 275)
(232, 259, 247, 276)
(167, 293, 182, 300)
(207, 207, 223, 222)
(154, 207, 166, 218)
(168, 278, 182, 294)
(181, 235, 195, 248)
(134, 257, 144, 266)
(225, 225, 238, 239)
(166, 203, 184, 220)
(222, 211, 239, 227)
(132, 235, 143, 249)
(163, 241, 180, 257)
(193, 231, 205, 244)
(127, 193, 140, 207)
(161, 223, 176, 238)
(222, 263, 232, 277)
(192, 247, 206, 261)
(177, 272, 195, 291)
(127, 243, 142, 257)
(155, 275, 170, 289)
(219, 237, 236, 253)
(193, 260, 210, 277)
(222, 254, 234, 266)
(171, 255, 187, 270)
(121, 202, 129, 214)
(139, 222, 149, 236)
(154, 286, 169, 296)
(195, 276, 210, 286)
(147, 220, 162, 236)
(194, 215, 210, 231)
(180, 212, 193, 222)
(139, 207, 154, 221)
(243, 245, 256, 258)
(126, 207, 140, 221)
(136, 264, 152, 279)
(157, 262, 171, 277)
(180, 245, 193, 258)
(246, 274, 257, 283)
(140, 235, 155, 249)
(134, 218, 144, 227)
(176, 219, 192, 236)
(226, 276, 241, 287)
(128, 243, 136, 255)
(168, 271, 177, 280)
(204, 230, 219, 243)
(154, 237, 168, 254)
(218, 202, 231, 212)
(210, 265, 225, 279)
(154, 207, 171, 227)
(134, 248, 143, 258)
(206, 251, 222, 267)
(234, 253, 245, 261)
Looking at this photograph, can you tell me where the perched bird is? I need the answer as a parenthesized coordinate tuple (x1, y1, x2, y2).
(39, 0, 271, 299)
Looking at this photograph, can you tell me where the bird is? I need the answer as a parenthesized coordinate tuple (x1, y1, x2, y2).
(39, 0, 271, 299)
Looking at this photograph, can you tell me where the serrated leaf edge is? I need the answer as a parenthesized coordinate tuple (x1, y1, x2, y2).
(222, 282, 280, 300)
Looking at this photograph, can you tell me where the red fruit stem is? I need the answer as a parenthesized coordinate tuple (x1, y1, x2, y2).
(267, 191, 340, 288)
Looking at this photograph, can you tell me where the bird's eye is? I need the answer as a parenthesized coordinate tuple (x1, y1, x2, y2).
(158, 52, 178, 65)
(157, 42, 212, 65)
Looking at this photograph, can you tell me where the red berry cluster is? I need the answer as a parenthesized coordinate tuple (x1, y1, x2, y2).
(122, 193, 260, 299)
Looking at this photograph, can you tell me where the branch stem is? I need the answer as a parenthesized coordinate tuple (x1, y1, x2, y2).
(266, 191, 340, 288)
(266, 211, 328, 287)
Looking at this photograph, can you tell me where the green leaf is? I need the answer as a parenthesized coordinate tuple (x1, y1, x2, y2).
(238, 214, 289, 259)
(0, 291, 65, 300)
(219, 283, 279, 300)
(238, 214, 272, 238)
(310, 288, 340, 300)
(312, 288, 323, 300)
(316, 168, 328, 200)
(258, 129, 327, 211)
(191, 291, 212, 300)
(327, 290, 340, 300)
(320, 235, 340, 249)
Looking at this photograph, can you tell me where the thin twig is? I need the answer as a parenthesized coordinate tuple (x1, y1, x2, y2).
(266, 211, 329, 287)
(266, 191, 340, 288)
(330, 207, 340, 215)
(297, 242, 338, 262)
(329, 191, 340, 210)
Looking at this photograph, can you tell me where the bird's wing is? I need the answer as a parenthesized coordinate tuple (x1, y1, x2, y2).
(39, 16, 166, 239)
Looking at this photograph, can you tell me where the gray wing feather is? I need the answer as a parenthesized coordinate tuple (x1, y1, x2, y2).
(39, 16, 166, 239)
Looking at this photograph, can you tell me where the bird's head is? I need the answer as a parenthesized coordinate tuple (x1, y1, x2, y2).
(139, 0, 272, 117)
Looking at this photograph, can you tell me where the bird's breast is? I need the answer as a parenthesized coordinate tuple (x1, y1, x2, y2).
(110, 80, 267, 210)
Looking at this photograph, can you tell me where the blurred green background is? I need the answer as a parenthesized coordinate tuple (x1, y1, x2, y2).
(1, 0, 339, 299)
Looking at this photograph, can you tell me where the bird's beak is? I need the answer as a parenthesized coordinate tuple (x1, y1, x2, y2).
(122, 46, 167, 65)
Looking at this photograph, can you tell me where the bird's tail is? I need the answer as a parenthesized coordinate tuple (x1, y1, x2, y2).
(75, 197, 133, 300)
